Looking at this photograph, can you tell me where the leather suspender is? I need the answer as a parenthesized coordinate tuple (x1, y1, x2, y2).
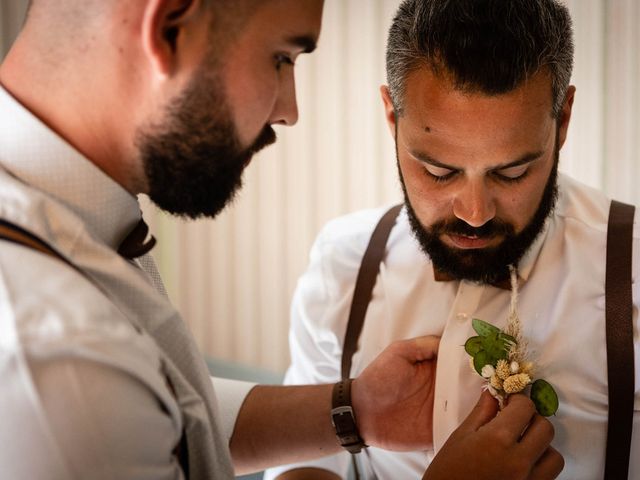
(342, 200, 636, 479)
(341, 204, 403, 379)
(604, 200, 636, 480)
(341, 204, 402, 480)
(0, 219, 70, 265)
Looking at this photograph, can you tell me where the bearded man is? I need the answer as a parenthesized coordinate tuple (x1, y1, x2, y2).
(0, 0, 563, 479)
(266, 0, 639, 479)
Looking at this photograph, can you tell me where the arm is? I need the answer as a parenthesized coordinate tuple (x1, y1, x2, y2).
(230, 336, 439, 474)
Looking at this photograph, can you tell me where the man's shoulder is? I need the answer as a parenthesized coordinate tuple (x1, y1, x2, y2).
(0, 240, 138, 344)
(316, 203, 408, 249)
(556, 174, 639, 237)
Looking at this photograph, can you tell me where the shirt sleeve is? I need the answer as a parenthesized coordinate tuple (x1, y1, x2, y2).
(211, 377, 257, 441)
(264, 220, 371, 479)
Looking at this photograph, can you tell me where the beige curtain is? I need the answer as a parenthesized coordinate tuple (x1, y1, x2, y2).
(1, 0, 638, 373)
(148, 0, 640, 374)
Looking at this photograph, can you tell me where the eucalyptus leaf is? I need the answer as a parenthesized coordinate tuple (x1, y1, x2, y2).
(480, 332, 505, 359)
(472, 318, 501, 337)
(530, 379, 559, 417)
(464, 336, 483, 356)
(473, 350, 490, 375)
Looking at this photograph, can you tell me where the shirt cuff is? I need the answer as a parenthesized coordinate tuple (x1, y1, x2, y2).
(211, 376, 257, 441)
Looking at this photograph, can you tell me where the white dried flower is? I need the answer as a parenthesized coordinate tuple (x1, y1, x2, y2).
(510, 361, 520, 374)
(481, 364, 495, 379)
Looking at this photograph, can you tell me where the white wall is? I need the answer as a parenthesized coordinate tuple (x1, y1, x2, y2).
(2, 0, 639, 373)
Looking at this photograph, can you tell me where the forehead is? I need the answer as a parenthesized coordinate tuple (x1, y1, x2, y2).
(399, 66, 556, 154)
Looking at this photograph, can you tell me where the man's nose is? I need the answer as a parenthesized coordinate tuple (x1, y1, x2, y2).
(269, 71, 299, 126)
(452, 180, 496, 228)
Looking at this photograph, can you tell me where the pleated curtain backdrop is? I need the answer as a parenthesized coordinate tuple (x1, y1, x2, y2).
(2, 0, 639, 373)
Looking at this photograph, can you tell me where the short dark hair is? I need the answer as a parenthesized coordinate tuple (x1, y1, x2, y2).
(386, 0, 574, 118)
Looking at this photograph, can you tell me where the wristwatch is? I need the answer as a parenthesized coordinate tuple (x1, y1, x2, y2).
(331, 379, 367, 454)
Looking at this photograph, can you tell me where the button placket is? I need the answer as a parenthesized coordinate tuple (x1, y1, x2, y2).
(433, 281, 486, 452)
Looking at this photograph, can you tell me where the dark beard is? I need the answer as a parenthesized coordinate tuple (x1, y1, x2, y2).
(136, 63, 276, 219)
(399, 131, 560, 285)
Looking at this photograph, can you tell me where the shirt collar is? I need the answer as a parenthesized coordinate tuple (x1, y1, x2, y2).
(0, 85, 141, 251)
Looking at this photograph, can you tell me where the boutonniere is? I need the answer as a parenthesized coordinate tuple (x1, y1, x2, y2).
(464, 267, 559, 417)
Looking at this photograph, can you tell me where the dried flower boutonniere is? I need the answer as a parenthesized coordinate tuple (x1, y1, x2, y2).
(464, 266, 559, 416)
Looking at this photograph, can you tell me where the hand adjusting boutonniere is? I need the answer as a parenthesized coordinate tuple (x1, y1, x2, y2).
(464, 266, 559, 417)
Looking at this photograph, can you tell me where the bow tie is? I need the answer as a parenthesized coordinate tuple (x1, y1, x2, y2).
(433, 266, 514, 291)
(118, 218, 156, 259)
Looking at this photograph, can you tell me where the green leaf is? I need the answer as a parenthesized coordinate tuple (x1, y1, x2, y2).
(481, 332, 506, 359)
(472, 318, 501, 337)
(473, 350, 490, 375)
(530, 379, 559, 417)
(464, 336, 483, 356)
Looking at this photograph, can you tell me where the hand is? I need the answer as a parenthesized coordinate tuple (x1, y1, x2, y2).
(351, 336, 439, 451)
(423, 391, 564, 480)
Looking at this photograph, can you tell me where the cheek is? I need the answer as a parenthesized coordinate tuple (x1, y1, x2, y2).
(400, 158, 451, 224)
(225, 65, 279, 144)
(498, 181, 546, 231)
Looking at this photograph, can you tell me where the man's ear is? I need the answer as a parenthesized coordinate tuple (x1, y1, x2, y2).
(380, 85, 398, 138)
(141, 0, 203, 78)
(557, 85, 576, 149)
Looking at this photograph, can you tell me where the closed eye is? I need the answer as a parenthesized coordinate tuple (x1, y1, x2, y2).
(424, 164, 458, 183)
(493, 164, 530, 182)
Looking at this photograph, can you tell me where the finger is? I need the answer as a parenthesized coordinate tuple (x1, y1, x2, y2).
(457, 390, 500, 433)
(528, 446, 565, 480)
(391, 336, 441, 362)
(490, 394, 537, 442)
(518, 414, 555, 461)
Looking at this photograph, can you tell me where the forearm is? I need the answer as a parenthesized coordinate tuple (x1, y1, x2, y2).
(229, 384, 341, 474)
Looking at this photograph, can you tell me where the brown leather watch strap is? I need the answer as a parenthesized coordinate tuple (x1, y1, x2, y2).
(331, 379, 366, 454)
(604, 200, 635, 480)
(342, 204, 403, 379)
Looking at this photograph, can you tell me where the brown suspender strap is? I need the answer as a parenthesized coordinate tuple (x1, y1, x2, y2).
(0, 219, 67, 262)
(342, 204, 403, 379)
(604, 199, 635, 480)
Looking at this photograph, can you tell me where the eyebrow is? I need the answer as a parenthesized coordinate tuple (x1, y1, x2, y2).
(410, 150, 546, 171)
(286, 35, 318, 53)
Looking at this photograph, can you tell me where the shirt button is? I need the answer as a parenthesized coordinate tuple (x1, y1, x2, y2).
(457, 312, 469, 322)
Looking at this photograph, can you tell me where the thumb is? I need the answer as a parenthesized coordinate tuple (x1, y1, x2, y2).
(457, 390, 499, 433)
(406, 335, 441, 362)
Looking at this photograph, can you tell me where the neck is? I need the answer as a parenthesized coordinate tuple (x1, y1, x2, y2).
(0, 31, 144, 195)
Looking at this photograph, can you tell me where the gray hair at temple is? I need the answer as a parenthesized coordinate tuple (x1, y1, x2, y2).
(386, 0, 574, 118)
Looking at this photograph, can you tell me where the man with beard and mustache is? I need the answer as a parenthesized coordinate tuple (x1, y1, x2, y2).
(267, 1, 639, 480)
(0, 0, 564, 479)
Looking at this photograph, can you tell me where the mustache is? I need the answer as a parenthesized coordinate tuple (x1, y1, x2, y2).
(248, 125, 277, 155)
(430, 217, 515, 238)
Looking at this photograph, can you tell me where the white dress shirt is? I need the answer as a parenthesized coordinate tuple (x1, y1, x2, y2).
(0, 86, 254, 479)
(265, 175, 640, 480)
